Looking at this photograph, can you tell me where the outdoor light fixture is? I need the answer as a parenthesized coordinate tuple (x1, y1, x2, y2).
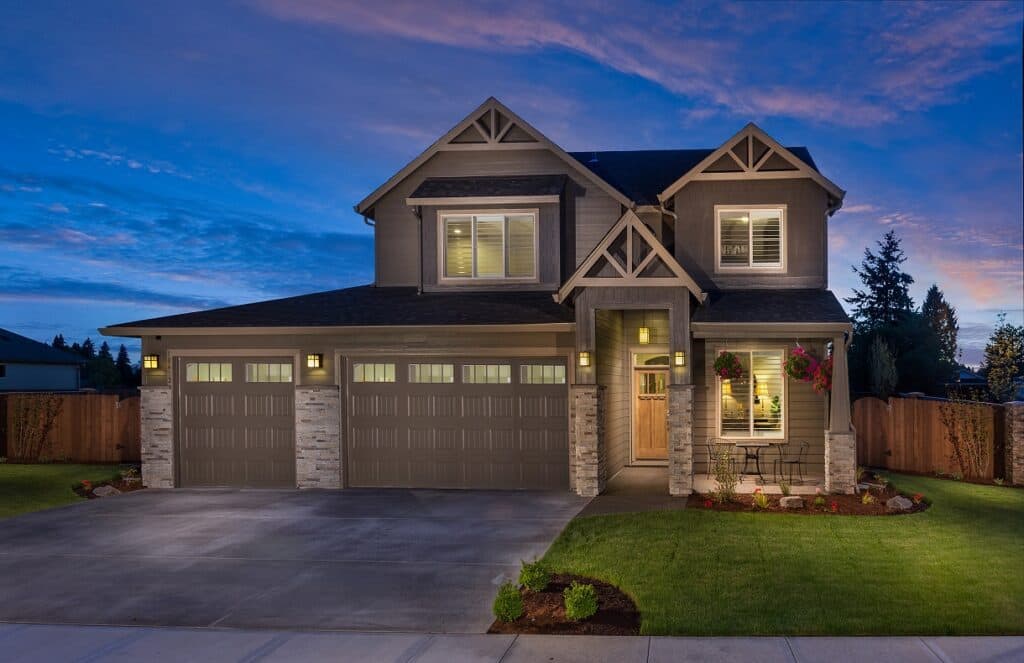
(142, 354, 159, 369)
(578, 351, 591, 367)
(637, 326, 651, 345)
(673, 351, 686, 367)
(306, 353, 323, 369)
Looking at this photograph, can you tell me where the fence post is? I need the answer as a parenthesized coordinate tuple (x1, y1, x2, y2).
(1006, 402, 1024, 486)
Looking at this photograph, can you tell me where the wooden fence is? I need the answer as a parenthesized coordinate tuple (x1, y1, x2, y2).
(853, 396, 1004, 480)
(0, 392, 140, 463)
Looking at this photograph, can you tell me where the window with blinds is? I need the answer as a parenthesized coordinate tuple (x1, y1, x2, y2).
(716, 207, 784, 269)
(441, 212, 537, 280)
(719, 350, 784, 439)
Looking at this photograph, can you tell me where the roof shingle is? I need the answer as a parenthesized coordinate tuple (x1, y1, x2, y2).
(692, 289, 850, 324)
(409, 175, 568, 200)
(0, 328, 85, 364)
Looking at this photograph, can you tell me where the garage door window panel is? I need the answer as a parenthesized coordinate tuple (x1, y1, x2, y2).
(186, 362, 233, 382)
(462, 364, 511, 384)
(246, 362, 293, 383)
(353, 362, 396, 383)
(520, 364, 566, 384)
(409, 363, 454, 383)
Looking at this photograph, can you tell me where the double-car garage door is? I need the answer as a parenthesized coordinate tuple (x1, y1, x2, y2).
(175, 356, 569, 490)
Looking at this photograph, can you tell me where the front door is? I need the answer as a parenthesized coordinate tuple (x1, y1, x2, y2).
(634, 369, 668, 460)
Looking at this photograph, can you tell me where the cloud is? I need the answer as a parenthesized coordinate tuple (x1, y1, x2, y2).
(48, 145, 192, 179)
(840, 204, 880, 214)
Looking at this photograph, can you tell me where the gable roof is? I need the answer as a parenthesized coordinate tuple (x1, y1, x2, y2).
(691, 289, 850, 324)
(355, 97, 633, 216)
(101, 286, 573, 335)
(569, 147, 818, 206)
(0, 328, 85, 364)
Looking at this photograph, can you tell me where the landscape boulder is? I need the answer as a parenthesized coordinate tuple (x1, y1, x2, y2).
(779, 496, 804, 509)
(886, 495, 913, 512)
(92, 485, 122, 498)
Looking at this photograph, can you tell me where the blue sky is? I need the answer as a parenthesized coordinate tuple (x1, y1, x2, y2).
(1, 0, 1021, 365)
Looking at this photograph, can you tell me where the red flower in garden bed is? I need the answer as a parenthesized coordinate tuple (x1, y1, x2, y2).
(830, 501, 839, 513)
(703, 499, 714, 508)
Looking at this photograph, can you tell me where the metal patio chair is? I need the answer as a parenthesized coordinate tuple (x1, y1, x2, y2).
(772, 441, 810, 484)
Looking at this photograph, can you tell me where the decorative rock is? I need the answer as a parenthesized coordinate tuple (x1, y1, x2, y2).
(92, 485, 121, 497)
(886, 495, 913, 511)
(779, 496, 804, 509)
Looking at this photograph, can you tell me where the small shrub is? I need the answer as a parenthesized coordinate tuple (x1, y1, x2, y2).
(994, 478, 1005, 486)
(912, 492, 924, 504)
(813, 495, 826, 508)
(779, 481, 791, 497)
(861, 492, 875, 505)
(751, 488, 769, 510)
(518, 560, 550, 592)
(493, 582, 523, 622)
(712, 449, 738, 504)
(563, 581, 598, 621)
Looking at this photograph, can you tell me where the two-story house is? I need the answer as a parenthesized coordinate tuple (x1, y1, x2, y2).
(102, 98, 855, 496)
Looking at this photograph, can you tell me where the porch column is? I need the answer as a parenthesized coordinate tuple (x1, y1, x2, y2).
(140, 385, 174, 488)
(667, 384, 695, 496)
(825, 333, 856, 494)
(295, 385, 342, 489)
(571, 384, 605, 497)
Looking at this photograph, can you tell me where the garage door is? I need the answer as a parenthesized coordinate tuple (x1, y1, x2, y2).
(347, 358, 569, 489)
(176, 357, 296, 487)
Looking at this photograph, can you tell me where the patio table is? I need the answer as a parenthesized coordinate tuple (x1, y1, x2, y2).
(734, 442, 775, 482)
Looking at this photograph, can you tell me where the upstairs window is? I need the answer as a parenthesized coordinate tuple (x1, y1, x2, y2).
(716, 206, 784, 270)
(441, 211, 537, 281)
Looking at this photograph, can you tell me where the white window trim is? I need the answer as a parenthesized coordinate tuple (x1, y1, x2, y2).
(714, 204, 787, 273)
(437, 208, 540, 284)
(714, 347, 787, 441)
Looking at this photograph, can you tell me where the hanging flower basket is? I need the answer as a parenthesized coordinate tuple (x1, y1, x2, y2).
(813, 356, 833, 394)
(713, 351, 744, 380)
(784, 346, 819, 382)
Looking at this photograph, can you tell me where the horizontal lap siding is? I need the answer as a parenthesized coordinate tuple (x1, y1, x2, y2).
(693, 339, 827, 474)
(596, 310, 628, 476)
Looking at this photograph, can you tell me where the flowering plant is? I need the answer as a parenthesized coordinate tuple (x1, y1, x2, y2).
(912, 493, 924, 505)
(703, 499, 714, 509)
(713, 351, 744, 380)
(812, 356, 833, 394)
(751, 488, 769, 510)
(830, 501, 839, 513)
(784, 346, 819, 382)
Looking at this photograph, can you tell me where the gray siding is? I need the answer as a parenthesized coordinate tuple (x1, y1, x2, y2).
(692, 338, 827, 476)
(595, 310, 628, 476)
(370, 149, 621, 287)
(0, 363, 79, 392)
(673, 179, 829, 289)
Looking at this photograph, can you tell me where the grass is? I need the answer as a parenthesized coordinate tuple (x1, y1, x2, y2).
(0, 463, 126, 518)
(542, 474, 1024, 635)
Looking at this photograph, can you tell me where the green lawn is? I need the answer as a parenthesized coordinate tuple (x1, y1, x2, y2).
(543, 474, 1024, 635)
(0, 464, 126, 518)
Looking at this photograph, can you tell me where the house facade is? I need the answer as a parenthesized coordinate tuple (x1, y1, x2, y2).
(0, 328, 83, 392)
(102, 98, 855, 496)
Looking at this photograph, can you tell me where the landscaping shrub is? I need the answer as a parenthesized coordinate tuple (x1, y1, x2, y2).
(751, 488, 769, 509)
(493, 582, 523, 622)
(861, 492, 875, 505)
(518, 560, 550, 592)
(813, 495, 826, 508)
(563, 581, 598, 621)
(779, 481, 791, 497)
(712, 449, 738, 504)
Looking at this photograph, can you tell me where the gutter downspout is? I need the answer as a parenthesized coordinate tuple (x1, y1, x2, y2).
(411, 206, 424, 295)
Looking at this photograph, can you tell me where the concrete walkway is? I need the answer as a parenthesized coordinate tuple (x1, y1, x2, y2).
(1, 623, 1021, 662)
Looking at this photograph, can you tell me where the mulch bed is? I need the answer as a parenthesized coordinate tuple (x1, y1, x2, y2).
(487, 573, 640, 636)
(73, 478, 145, 499)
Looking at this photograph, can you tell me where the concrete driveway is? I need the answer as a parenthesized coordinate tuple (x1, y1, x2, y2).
(0, 488, 587, 633)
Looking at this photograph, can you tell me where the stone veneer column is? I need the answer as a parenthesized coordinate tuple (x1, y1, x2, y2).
(140, 386, 174, 488)
(825, 431, 857, 494)
(667, 384, 694, 496)
(295, 385, 342, 489)
(571, 385, 605, 497)
(1005, 402, 1024, 486)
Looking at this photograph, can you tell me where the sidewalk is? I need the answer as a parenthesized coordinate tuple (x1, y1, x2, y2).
(1, 623, 1021, 663)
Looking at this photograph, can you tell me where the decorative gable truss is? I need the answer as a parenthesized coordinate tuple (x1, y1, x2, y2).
(446, 106, 541, 149)
(555, 210, 706, 304)
(657, 124, 845, 211)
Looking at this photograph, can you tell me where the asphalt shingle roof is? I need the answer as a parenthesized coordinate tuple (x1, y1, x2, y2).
(692, 289, 850, 324)
(107, 286, 573, 330)
(410, 175, 568, 199)
(0, 328, 85, 364)
(569, 147, 818, 205)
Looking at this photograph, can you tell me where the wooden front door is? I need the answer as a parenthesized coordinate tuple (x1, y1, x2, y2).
(634, 369, 668, 460)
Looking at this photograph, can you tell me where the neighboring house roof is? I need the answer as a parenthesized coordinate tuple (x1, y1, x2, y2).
(0, 328, 85, 364)
(102, 286, 574, 333)
(407, 175, 568, 204)
(568, 147, 819, 206)
(691, 289, 850, 324)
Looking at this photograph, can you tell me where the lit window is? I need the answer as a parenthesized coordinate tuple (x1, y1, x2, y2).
(441, 212, 537, 280)
(462, 364, 511, 384)
(245, 362, 293, 383)
(185, 362, 233, 383)
(409, 363, 454, 384)
(718, 350, 784, 439)
(520, 364, 566, 384)
(353, 362, 395, 383)
(717, 207, 784, 269)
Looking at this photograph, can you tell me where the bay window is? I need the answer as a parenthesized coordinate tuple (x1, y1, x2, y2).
(718, 349, 784, 439)
(441, 211, 537, 281)
(716, 206, 784, 270)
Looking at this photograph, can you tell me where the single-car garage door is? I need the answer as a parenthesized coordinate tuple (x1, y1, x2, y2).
(347, 357, 569, 489)
(176, 356, 296, 487)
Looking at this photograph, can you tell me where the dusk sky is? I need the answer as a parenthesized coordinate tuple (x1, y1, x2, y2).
(1, 1, 1021, 365)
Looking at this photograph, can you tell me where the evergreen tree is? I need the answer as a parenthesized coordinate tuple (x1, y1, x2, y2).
(70, 342, 82, 355)
(982, 313, 1024, 402)
(98, 341, 113, 360)
(81, 338, 96, 359)
(51, 334, 66, 350)
(869, 335, 898, 398)
(115, 344, 134, 386)
(845, 230, 915, 331)
(922, 284, 959, 365)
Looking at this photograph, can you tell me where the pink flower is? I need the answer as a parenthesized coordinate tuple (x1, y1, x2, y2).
(830, 502, 838, 513)
(703, 499, 713, 508)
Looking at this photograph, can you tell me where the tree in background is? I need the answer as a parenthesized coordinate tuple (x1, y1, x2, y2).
(83, 341, 120, 389)
(981, 313, 1024, 402)
(51, 334, 67, 350)
(80, 338, 95, 359)
(868, 335, 898, 399)
(845, 230, 915, 331)
(115, 344, 136, 386)
(922, 284, 959, 365)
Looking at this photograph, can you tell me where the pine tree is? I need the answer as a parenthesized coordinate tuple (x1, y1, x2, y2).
(845, 230, 915, 331)
(921, 284, 959, 365)
(869, 335, 898, 398)
(52, 334, 66, 350)
(81, 338, 96, 359)
(982, 313, 1024, 402)
(98, 341, 113, 360)
(115, 345, 134, 386)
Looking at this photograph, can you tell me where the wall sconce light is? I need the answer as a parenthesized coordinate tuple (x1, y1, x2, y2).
(673, 351, 686, 367)
(306, 353, 323, 369)
(637, 326, 651, 345)
(142, 354, 159, 369)
(578, 351, 591, 368)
